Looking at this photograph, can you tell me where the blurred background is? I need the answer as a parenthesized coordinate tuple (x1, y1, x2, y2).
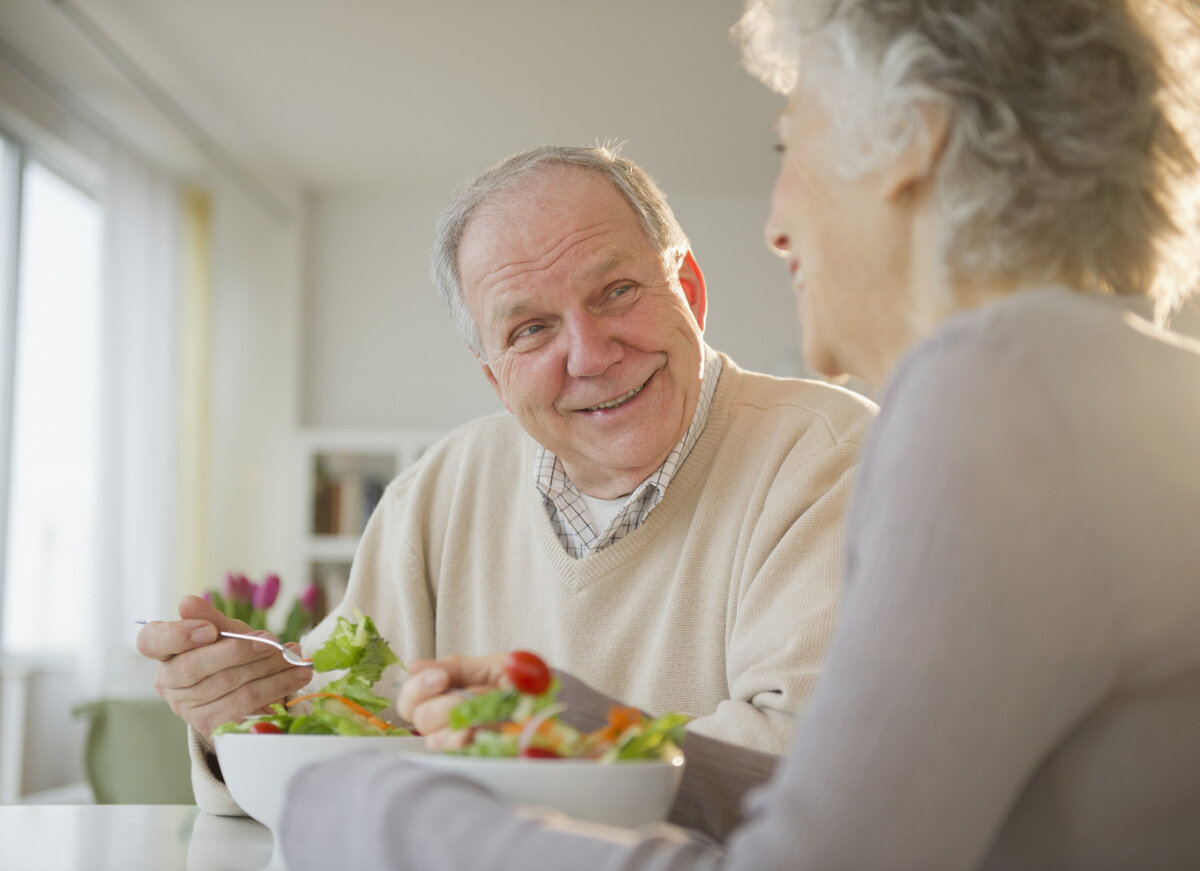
(0, 0, 810, 801)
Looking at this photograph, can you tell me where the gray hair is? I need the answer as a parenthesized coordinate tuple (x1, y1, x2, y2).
(733, 0, 1200, 322)
(429, 144, 691, 357)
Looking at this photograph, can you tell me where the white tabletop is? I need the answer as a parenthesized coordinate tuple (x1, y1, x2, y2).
(0, 804, 281, 871)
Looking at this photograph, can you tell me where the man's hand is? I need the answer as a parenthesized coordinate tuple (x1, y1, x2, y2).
(137, 594, 314, 740)
(397, 653, 510, 750)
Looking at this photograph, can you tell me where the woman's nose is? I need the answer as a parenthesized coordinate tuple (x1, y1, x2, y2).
(764, 213, 790, 257)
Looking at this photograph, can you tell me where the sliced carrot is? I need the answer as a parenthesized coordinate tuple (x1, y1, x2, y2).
(286, 692, 393, 733)
(499, 718, 555, 737)
(592, 706, 644, 744)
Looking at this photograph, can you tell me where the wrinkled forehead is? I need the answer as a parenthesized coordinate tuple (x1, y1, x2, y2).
(459, 167, 650, 273)
(470, 165, 624, 230)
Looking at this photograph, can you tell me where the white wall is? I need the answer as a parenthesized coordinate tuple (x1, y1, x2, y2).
(202, 178, 304, 595)
(302, 190, 499, 429)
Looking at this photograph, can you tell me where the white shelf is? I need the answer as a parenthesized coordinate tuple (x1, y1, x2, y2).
(291, 427, 445, 601)
(304, 535, 361, 562)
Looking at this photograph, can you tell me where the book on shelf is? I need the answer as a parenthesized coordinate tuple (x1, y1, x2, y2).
(313, 466, 388, 536)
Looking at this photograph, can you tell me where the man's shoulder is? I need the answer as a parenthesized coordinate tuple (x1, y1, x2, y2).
(720, 356, 878, 446)
(374, 412, 534, 538)
(442, 410, 526, 442)
(421, 411, 527, 458)
(393, 412, 528, 485)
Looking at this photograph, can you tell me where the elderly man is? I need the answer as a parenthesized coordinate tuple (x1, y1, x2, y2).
(138, 144, 875, 818)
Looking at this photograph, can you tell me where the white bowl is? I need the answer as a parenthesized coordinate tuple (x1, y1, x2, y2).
(405, 752, 686, 828)
(214, 732, 426, 833)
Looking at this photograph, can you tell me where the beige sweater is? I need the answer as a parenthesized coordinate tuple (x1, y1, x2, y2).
(191, 352, 876, 813)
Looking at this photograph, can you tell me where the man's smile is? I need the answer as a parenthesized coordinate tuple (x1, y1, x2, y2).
(576, 377, 650, 414)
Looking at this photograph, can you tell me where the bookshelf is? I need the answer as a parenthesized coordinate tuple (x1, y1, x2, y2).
(293, 428, 444, 607)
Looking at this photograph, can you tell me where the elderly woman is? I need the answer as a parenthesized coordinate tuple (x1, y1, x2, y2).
(279, 1, 1200, 868)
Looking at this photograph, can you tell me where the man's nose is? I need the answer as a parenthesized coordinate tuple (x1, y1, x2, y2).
(563, 311, 621, 378)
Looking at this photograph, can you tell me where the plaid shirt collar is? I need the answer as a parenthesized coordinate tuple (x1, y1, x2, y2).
(535, 348, 723, 559)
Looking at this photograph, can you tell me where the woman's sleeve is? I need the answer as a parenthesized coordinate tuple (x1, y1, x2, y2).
(280, 753, 727, 871)
(716, 342, 1115, 869)
(555, 669, 780, 843)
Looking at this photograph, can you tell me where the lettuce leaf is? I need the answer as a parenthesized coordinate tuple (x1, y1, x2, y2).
(606, 712, 688, 761)
(447, 679, 560, 731)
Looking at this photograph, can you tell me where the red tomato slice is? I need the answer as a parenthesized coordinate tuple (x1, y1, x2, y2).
(504, 650, 552, 696)
(250, 721, 283, 734)
(519, 746, 561, 759)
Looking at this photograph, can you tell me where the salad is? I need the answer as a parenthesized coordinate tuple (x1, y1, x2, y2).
(212, 616, 687, 760)
(447, 650, 689, 762)
(214, 610, 412, 736)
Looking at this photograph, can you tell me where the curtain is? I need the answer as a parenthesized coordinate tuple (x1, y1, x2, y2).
(177, 187, 211, 601)
(82, 146, 181, 695)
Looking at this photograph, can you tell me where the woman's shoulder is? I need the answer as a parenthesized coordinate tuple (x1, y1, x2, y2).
(888, 287, 1154, 399)
(921, 286, 1156, 358)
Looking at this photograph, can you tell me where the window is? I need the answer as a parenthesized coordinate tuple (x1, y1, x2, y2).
(0, 135, 102, 655)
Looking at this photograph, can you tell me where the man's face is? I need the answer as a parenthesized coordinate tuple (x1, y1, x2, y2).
(458, 167, 707, 498)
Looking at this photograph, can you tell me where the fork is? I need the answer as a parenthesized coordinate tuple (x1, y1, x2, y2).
(135, 620, 313, 667)
(216, 631, 313, 667)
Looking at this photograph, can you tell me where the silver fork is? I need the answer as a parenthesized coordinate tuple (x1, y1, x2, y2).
(135, 620, 313, 667)
(217, 631, 313, 667)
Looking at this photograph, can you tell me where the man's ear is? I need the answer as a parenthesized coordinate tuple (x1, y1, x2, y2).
(881, 101, 950, 202)
(677, 249, 708, 331)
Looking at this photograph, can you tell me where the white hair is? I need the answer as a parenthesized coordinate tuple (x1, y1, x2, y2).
(734, 0, 1200, 322)
(429, 144, 690, 357)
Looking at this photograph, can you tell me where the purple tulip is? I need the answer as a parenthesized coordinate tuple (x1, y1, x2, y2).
(222, 570, 239, 600)
(253, 573, 281, 611)
(224, 571, 253, 603)
(299, 581, 321, 613)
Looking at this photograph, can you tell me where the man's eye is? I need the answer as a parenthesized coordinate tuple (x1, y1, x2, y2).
(512, 323, 545, 342)
(609, 284, 634, 299)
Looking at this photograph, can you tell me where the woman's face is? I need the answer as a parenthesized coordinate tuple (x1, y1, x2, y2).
(764, 82, 921, 387)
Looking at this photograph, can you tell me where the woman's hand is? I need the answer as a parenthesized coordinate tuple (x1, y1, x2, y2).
(396, 653, 510, 749)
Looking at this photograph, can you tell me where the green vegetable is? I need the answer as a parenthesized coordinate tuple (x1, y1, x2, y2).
(214, 609, 410, 737)
(312, 612, 399, 714)
(447, 680, 559, 731)
(453, 729, 522, 758)
(605, 712, 689, 762)
(446, 673, 688, 763)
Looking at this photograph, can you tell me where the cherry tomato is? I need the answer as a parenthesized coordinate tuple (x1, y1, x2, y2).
(504, 650, 552, 696)
(519, 746, 561, 759)
(250, 721, 283, 734)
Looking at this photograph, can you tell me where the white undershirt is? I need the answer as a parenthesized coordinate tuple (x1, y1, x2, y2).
(579, 492, 627, 536)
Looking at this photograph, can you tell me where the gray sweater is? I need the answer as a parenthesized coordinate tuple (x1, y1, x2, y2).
(280, 287, 1200, 870)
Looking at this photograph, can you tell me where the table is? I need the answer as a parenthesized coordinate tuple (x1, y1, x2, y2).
(0, 804, 280, 871)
